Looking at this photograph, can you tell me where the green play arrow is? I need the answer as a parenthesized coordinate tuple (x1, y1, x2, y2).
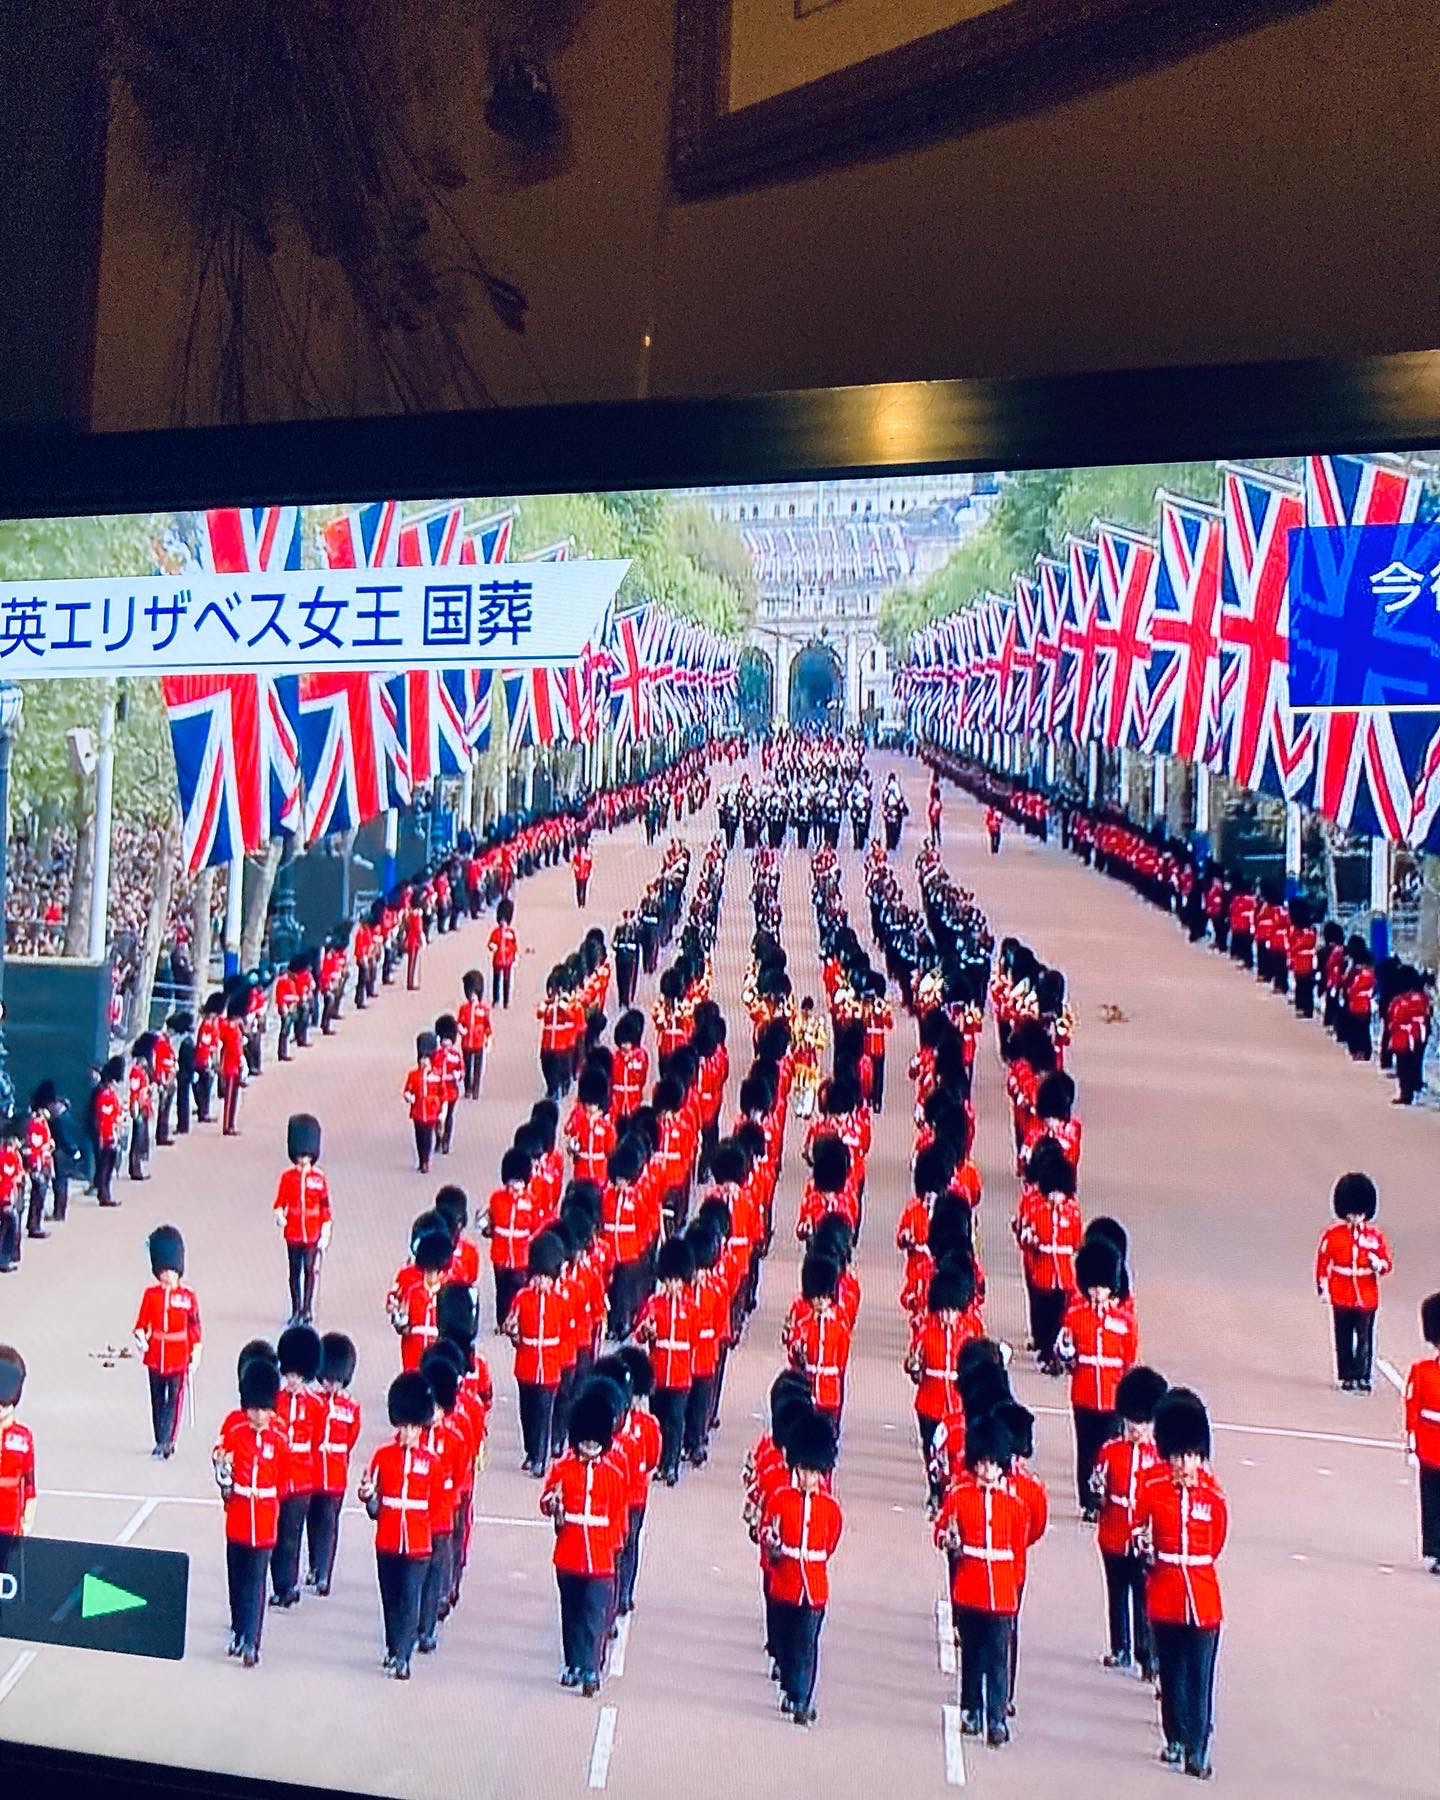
(81, 1572, 147, 1621)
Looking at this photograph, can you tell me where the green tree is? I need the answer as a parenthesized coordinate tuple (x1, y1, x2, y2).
(1044, 461, 1223, 546)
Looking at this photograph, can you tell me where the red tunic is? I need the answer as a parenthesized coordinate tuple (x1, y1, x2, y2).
(1058, 1297, 1139, 1412)
(510, 1284, 565, 1388)
(403, 1061, 444, 1124)
(486, 1183, 534, 1270)
(1135, 1468, 1227, 1627)
(1092, 1433, 1160, 1557)
(273, 1166, 331, 1246)
(1314, 1221, 1393, 1311)
(215, 1417, 289, 1548)
(366, 1439, 435, 1557)
(542, 1451, 628, 1575)
(935, 1476, 1029, 1614)
(636, 1289, 697, 1391)
(133, 1282, 202, 1375)
(763, 1485, 843, 1607)
(1404, 1355, 1440, 1467)
(0, 1417, 36, 1534)
(316, 1391, 362, 1495)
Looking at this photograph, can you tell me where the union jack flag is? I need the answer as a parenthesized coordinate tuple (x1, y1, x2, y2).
(1034, 556, 1070, 735)
(1063, 536, 1103, 745)
(322, 501, 400, 569)
(1218, 466, 1312, 800)
(1305, 454, 1425, 842)
(1007, 576, 1039, 734)
(504, 666, 572, 751)
(642, 611, 681, 733)
(609, 608, 650, 746)
(299, 672, 410, 841)
(162, 675, 264, 874)
(1141, 493, 1224, 764)
(458, 512, 515, 566)
(1093, 522, 1155, 751)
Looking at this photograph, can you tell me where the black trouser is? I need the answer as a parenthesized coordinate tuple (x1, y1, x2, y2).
(540, 1048, 567, 1100)
(321, 991, 340, 1035)
(156, 1085, 175, 1145)
(683, 1374, 715, 1461)
(1349, 1009, 1374, 1060)
(1294, 971, 1316, 1019)
(226, 1541, 269, 1654)
(870, 1051, 885, 1112)
(51, 1171, 69, 1222)
(552, 1364, 578, 1452)
(1272, 959, 1289, 996)
(175, 1071, 192, 1134)
(148, 1369, 184, 1451)
(1419, 1464, 1440, 1560)
(1102, 1549, 1153, 1669)
(296, 1004, 311, 1047)
(492, 964, 513, 1008)
(988, 829, 1001, 854)
(641, 928, 659, 974)
(467, 885, 482, 920)
(616, 952, 638, 1007)
(25, 1176, 48, 1236)
(246, 1027, 264, 1072)
(918, 1412, 945, 1506)
(557, 1570, 613, 1679)
(376, 1551, 426, 1665)
(0, 1205, 19, 1268)
(305, 1491, 343, 1589)
(413, 1120, 435, 1172)
(954, 1605, 1011, 1728)
(1396, 1043, 1425, 1104)
(608, 1261, 645, 1341)
(1332, 1306, 1376, 1385)
(772, 1601, 824, 1712)
(653, 1385, 687, 1479)
(287, 1244, 321, 1320)
(221, 1074, 241, 1135)
(1152, 1621, 1219, 1765)
(382, 945, 398, 985)
(419, 1533, 453, 1646)
(518, 1381, 557, 1470)
(616, 1508, 644, 1612)
(278, 1013, 296, 1059)
(1231, 929, 1252, 969)
(96, 1145, 119, 1206)
(1028, 1283, 1067, 1363)
(129, 1114, 150, 1178)
(439, 1100, 457, 1155)
(1073, 1406, 1115, 1513)
(463, 1049, 485, 1099)
(271, 1493, 309, 1601)
(575, 878, 589, 907)
(449, 1499, 470, 1604)
(494, 1265, 523, 1327)
(1211, 915, 1229, 953)
(193, 1068, 214, 1122)
(406, 946, 421, 991)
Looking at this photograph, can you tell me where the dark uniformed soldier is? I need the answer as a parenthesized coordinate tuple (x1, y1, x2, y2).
(614, 912, 641, 1008)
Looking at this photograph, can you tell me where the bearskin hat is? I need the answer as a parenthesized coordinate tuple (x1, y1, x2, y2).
(545, 1215, 577, 1261)
(416, 1031, 438, 1061)
(1075, 1239, 1121, 1296)
(418, 1348, 460, 1413)
(1333, 1171, 1378, 1220)
(1035, 1071, 1075, 1122)
(277, 1324, 322, 1381)
(961, 1363, 1013, 1422)
(617, 1342, 655, 1399)
(605, 1134, 647, 1187)
(29, 1080, 58, 1113)
(738, 1072, 773, 1117)
(202, 991, 227, 1017)
(1289, 896, 1312, 930)
(591, 1353, 633, 1399)
(435, 1013, 459, 1043)
(963, 1414, 1012, 1471)
(287, 1113, 322, 1164)
(165, 1012, 193, 1036)
(1116, 1365, 1169, 1425)
(1154, 1388, 1210, 1460)
(0, 1345, 27, 1407)
(914, 1142, 955, 1197)
(560, 1382, 613, 1453)
(527, 1231, 566, 1281)
(811, 1213, 853, 1264)
(428, 1335, 469, 1380)
(239, 1358, 281, 1411)
(993, 1400, 1036, 1460)
(1420, 1292, 1440, 1349)
(147, 1224, 185, 1277)
(811, 1133, 851, 1194)
(958, 1338, 1006, 1386)
(131, 1032, 156, 1067)
(496, 897, 514, 924)
(769, 1368, 811, 1422)
(582, 1373, 631, 1438)
(528, 1098, 560, 1149)
(578, 1064, 610, 1110)
(1029, 1140, 1077, 1197)
(801, 1253, 840, 1303)
(709, 1140, 748, 1188)
(436, 1281, 477, 1347)
(653, 1075, 685, 1116)
(785, 1408, 838, 1475)
(587, 1045, 614, 1082)
(410, 1220, 453, 1272)
(614, 1008, 645, 1048)
(930, 1190, 974, 1243)
(927, 1263, 975, 1316)
(434, 1185, 468, 1233)
(388, 1370, 436, 1429)
(757, 1019, 792, 1064)
(500, 1147, 533, 1186)
(462, 969, 484, 1000)
(236, 1338, 278, 1384)
(226, 989, 250, 1021)
(656, 1235, 696, 1284)
(102, 1055, 126, 1083)
(320, 1332, 357, 1387)
(696, 1196, 732, 1243)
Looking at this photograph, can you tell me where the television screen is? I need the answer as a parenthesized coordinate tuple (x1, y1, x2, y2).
(0, 429, 1437, 1800)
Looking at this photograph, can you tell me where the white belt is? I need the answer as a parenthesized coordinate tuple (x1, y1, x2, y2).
(775, 1545, 827, 1562)
(289, 1439, 314, 1452)
(961, 1546, 1014, 1562)
(320, 1440, 349, 1455)
(1418, 1409, 1440, 1423)
(521, 1336, 562, 1349)
(812, 1365, 840, 1378)
(1331, 1265, 1376, 1277)
(494, 1224, 530, 1239)
(1156, 1551, 1213, 1566)
(568, 1512, 612, 1527)
(405, 1326, 439, 1342)
(381, 1496, 429, 1512)
(922, 1369, 953, 1380)
(232, 1484, 277, 1500)
(655, 1338, 689, 1352)
(1077, 1354, 1125, 1368)
(1034, 1243, 1071, 1256)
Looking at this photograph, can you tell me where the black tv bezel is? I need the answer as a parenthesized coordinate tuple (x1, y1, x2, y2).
(1, 348, 1438, 1800)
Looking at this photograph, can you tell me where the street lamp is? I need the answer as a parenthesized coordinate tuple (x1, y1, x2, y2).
(0, 679, 25, 1119)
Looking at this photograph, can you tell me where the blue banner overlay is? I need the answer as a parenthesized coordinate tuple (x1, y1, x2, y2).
(1289, 522, 1440, 711)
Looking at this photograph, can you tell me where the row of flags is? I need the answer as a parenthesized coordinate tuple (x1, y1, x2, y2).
(162, 503, 738, 873)
(898, 453, 1440, 849)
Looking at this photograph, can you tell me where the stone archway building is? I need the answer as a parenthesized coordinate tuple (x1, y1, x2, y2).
(678, 477, 995, 726)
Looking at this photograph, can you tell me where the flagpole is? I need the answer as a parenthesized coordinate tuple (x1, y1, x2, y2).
(383, 811, 399, 892)
(1194, 763, 1211, 845)
(223, 855, 244, 980)
(1369, 836, 1391, 962)
(1152, 754, 1167, 827)
(1283, 802, 1302, 890)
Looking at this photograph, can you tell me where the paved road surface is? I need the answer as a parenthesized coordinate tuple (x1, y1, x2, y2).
(1, 754, 1435, 1799)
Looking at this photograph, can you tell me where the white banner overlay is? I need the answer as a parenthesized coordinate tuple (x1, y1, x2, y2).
(0, 561, 630, 678)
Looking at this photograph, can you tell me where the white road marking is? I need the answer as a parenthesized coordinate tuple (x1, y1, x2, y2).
(1026, 1406, 1398, 1452)
(1377, 1358, 1404, 1393)
(39, 1490, 545, 1528)
(935, 1597, 957, 1675)
(610, 1612, 631, 1679)
(942, 1703, 968, 1784)
(0, 1652, 38, 1706)
(588, 1704, 618, 1788)
(115, 1497, 161, 1544)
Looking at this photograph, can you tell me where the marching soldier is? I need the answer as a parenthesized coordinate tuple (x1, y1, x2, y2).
(270, 1324, 323, 1610)
(433, 1015, 464, 1155)
(0, 1345, 35, 1544)
(459, 972, 493, 1100)
(540, 1378, 630, 1695)
(219, 991, 248, 1136)
(274, 956, 304, 1061)
(507, 1230, 568, 1476)
(93, 1056, 125, 1207)
(22, 1089, 54, 1240)
(274, 1114, 330, 1327)
(404, 1032, 444, 1174)
(359, 1370, 437, 1680)
(214, 1352, 287, 1668)
(127, 1035, 155, 1180)
(1090, 1364, 1168, 1677)
(984, 804, 1003, 854)
(167, 1012, 196, 1136)
(1386, 966, 1432, 1105)
(489, 898, 518, 1009)
(1056, 1237, 1139, 1517)
(306, 1332, 360, 1596)
(572, 838, 594, 908)
(1314, 1172, 1392, 1392)
(1403, 1293, 1440, 1575)
(760, 1406, 842, 1726)
(193, 992, 224, 1121)
(132, 1225, 202, 1458)
(635, 1235, 698, 1485)
(152, 1017, 179, 1146)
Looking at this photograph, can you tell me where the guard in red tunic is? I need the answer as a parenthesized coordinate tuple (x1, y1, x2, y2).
(507, 1230, 568, 1476)
(635, 1235, 697, 1485)
(92, 1056, 125, 1208)
(483, 1147, 535, 1330)
(274, 956, 303, 1061)
(403, 890, 425, 992)
(611, 1345, 662, 1617)
(907, 1265, 981, 1507)
(540, 1380, 629, 1695)
(1287, 898, 1320, 1020)
(1133, 1389, 1228, 1780)
(270, 1325, 323, 1610)
(307, 1332, 360, 1596)
(219, 991, 248, 1136)
(760, 1408, 842, 1726)
(151, 1021, 178, 1147)
(193, 992, 223, 1121)
(612, 1011, 649, 1125)
(127, 1034, 155, 1180)
(489, 897, 518, 1009)
(22, 1092, 54, 1240)
(274, 1114, 331, 1327)
(459, 972, 493, 1100)
(133, 1225, 202, 1458)
(1386, 966, 1432, 1105)
(984, 805, 1003, 854)
(404, 1032, 444, 1174)
(1056, 1238, 1138, 1517)
(567, 1065, 617, 1187)
(359, 1370, 437, 1680)
(1343, 938, 1376, 1061)
(213, 1355, 288, 1667)
(0, 1346, 37, 1545)
(1404, 1293, 1440, 1574)
(390, 1219, 456, 1372)
(433, 1015, 465, 1155)
(1314, 1171, 1392, 1392)
(1012, 1141, 1082, 1373)
(571, 839, 593, 909)
(1090, 1365, 1168, 1677)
